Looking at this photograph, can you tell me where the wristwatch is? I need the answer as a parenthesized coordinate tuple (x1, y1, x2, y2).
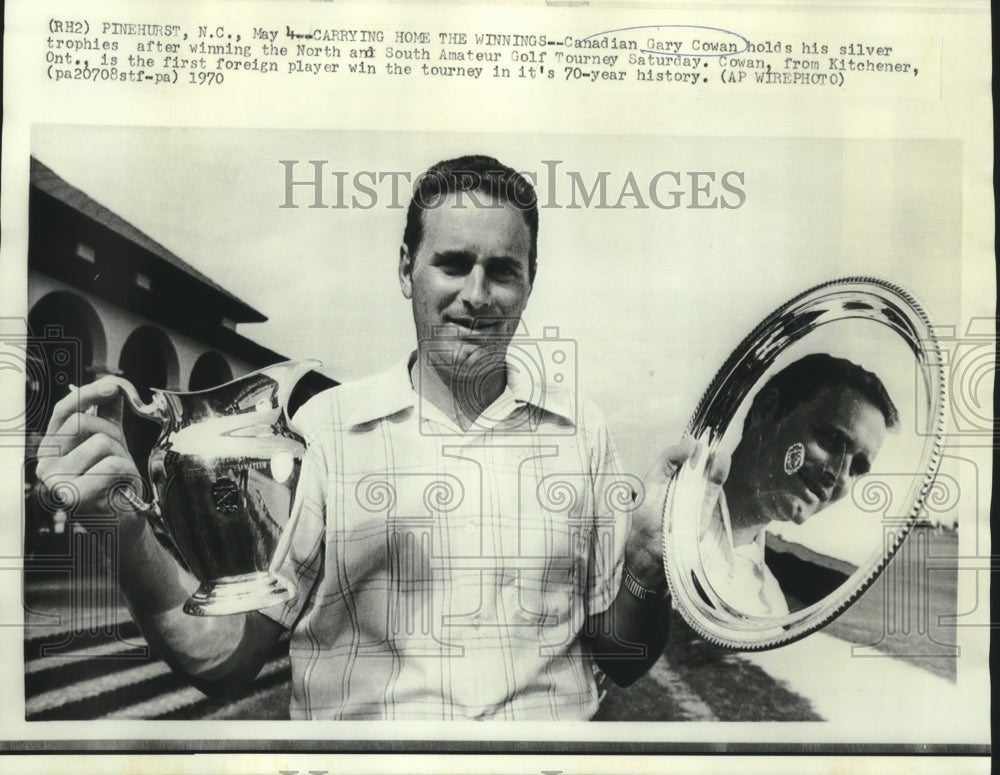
(623, 564, 669, 601)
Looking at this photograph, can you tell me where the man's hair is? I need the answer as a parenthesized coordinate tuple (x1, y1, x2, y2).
(403, 155, 539, 282)
(746, 353, 900, 431)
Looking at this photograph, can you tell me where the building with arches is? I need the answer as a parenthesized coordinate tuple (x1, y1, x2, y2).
(21, 158, 339, 719)
(26, 157, 335, 553)
(28, 157, 288, 428)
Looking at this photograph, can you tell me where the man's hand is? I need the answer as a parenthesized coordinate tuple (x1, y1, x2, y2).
(35, 379, 144, 523)
(625, 437, 731, 590)
(586, 436, 730, 688)
(33, 378, 283, 696)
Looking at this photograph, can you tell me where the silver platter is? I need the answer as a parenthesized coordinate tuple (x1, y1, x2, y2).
(662, 277, 947, 650)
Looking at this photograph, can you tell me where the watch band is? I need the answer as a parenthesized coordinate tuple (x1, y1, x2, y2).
(623, 564, 669, 601)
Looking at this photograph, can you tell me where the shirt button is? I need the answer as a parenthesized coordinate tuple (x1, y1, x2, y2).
(465, 521, 477, 534)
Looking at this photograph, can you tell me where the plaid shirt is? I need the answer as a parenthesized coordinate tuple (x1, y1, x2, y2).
(262, 354, 631, 720)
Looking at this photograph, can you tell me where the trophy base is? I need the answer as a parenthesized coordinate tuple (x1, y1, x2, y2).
(183, 571, 296, 616)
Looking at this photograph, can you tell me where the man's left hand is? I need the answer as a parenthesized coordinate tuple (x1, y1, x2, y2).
(626, 437, 731, 590)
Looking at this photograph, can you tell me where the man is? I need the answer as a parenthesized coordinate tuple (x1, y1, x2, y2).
(36, 155, 722, 719)
(699, 353, 899, 616)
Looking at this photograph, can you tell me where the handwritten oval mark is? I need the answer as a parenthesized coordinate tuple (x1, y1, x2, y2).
(582, 25, 750, 58)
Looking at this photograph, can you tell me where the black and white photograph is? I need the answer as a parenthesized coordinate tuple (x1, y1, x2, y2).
(19, 126, 973, 724)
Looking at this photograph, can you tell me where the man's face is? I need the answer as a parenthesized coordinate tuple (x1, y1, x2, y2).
(399, 193, 533, 386)
(744, 384, 888, 526)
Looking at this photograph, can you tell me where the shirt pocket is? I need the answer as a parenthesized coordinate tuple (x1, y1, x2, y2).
(510, 512, 591, 631)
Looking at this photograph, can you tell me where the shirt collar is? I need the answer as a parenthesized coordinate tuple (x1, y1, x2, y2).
(504, 353, 576, 423)
(341, 351, 576, 428)
(719, 491, 767, 559)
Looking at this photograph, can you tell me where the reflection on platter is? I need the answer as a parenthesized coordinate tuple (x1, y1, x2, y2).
(663, 278, 946, 649)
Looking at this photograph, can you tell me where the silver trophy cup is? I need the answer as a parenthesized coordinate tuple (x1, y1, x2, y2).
(106, 360, 322, 616)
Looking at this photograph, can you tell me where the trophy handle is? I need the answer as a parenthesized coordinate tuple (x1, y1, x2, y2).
(264, 359, 326, 580)
(273, 359, 324, 426)
(116, 485, 163, 525)
(98, 376, 171, 424)
(95, 376, 171, 515)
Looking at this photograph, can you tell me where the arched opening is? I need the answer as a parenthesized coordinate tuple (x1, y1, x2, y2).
(118, 326, 179, 479)
(188, 351, 234, 391)
(26, 292, 106, 557)
(27, 292, 106, 441)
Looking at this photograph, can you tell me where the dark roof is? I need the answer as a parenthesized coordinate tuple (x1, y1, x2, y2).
(29, 156, 266, 322)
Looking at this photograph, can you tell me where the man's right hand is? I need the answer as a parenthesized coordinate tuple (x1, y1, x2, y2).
(33, 378, 285, 697)
(35, 379, 144, 522)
